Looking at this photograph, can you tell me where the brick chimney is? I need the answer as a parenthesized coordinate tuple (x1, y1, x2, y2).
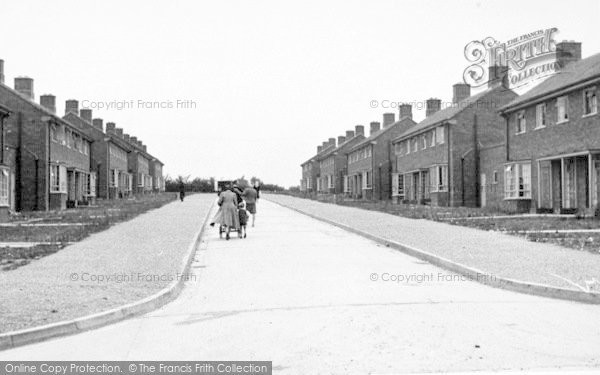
(369, 121, 380, 135)
(317, 145, 323, 153)
(92, 118, 103, 132)
(40, 94, 56, 114)
(337, 135, 346, 145)
(452, 83, 471, 104)
(399, 104, 412, 119)
(124, 133, 130, 142)
(142, 145, 147, 152)
(355, 125, 364, 136)
(426, 99, 441, 117)
(80, 109, 92, 123)
(105, 122, 116, 134)
(14, 77, 34, 100)
(0, 60, 4, 84)
(328, 137, 336, 148)
(488, 65, 509, 88)
(65, 99, 79, 115)
(346, 130, 355, 139)
(383, 113, 395, 127)
(115, 127, 124, 138)
(556, 40, 582, 67)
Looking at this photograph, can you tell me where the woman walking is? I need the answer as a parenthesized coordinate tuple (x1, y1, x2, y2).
(211, 185, 240, 240)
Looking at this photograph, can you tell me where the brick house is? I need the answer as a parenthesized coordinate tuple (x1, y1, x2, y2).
(64, 104, 136, 199)
(300, 140, 336, 195)
(126, 136, 154, 195)
(347, 110, 416, 200)
(317, 126, 366, 195)
(150, 158, 165, 192)
(391, 78, 517, 207)
(498, 44, 600, 214)
(0, 101, 13, 219)
(0, 73, 94, 211)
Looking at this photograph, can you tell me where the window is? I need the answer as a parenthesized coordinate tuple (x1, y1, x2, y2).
(429, 165, 448, 192)
(110, 169, 119, 187)
(0, 168, 9, 207)
(363, 171, 372, 189)
(583, 88, 597, 116)
(557, 95, 569, 123)
(50, 125, 57, 142)
(366, 147, 372, 157)
(343, 175, 350, 193)
(430, 130, 436, 147)
(422, 134, 427, 149)
(516, 110, 526, 134)
(436, 126, 445, 144)
(328, 175, 334, 189)
(50, 165, 67, 193)
(397, 174, 404, 198)
(87, 172, 96, 197)
(406, 140, 410, 154)
(504, 163, 531, 199)
(412, 138, 418, 152)
(138, 173, 144, 187)
(492, 170, 499, 184)
(535, 103, 546, 129)
(392, 173, 405, 198)
(65, 130, 72, 148)
(83, 142, 89, 155)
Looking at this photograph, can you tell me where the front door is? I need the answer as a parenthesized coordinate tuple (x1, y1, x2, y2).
(480, 173, 487, 207)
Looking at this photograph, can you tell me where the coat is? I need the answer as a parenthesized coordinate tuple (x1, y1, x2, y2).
(212, 190, 240, 229)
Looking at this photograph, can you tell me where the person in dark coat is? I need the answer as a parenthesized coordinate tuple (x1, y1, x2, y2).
(178, 181, 185, 202)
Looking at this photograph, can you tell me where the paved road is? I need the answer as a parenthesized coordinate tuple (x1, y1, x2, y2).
(1, 199, 600, 374)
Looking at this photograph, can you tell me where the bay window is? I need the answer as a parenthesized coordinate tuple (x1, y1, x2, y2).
(504, 162, 531, 199)
(0, 168, 9, 207)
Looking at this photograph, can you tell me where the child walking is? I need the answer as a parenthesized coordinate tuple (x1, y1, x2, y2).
(238, 201, 249, 239)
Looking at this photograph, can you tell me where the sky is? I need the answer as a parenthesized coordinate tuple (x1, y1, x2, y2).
(1, 0, 599, 187)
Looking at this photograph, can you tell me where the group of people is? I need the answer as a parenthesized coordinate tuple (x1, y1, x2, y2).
(210, 182, 260, 240)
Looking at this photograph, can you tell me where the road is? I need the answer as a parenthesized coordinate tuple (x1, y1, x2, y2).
(1, 199, 600, 374)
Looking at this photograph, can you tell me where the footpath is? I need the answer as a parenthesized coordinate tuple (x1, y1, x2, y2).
(0, 194, 215, 334)
(265, 194, 600, 298)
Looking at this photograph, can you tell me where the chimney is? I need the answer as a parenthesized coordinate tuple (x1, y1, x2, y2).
(426, 98, 442, 117)
(488, 65, 509, 88)
(345, 130, 355, 139)
(328, 137, 336, 148)
(40, 94, 56, 114)
(383, 113, 395, 127)
(79, 109, 92, 123)
(452, 83, 471, 104)
(355, 125, 365, 136)
(369, 121, 380, 135)
(105, 122, 116, 134)
(130, 136, 138, 145)
(124, 133, 130, 142)
(317, 145, 323, 153)
(337, 135, 346, 145)
(142, 145, 147, 152)
(115, 127, 124, 138)
(65, 99, 79, 115)
(399, 104, 412, 119)
(137, 140, 143, 148)
(92, 118, 103, 132)
(556, 40, 582, 67)
(0, 60, 4, 84)
(14, 77, 34, 100)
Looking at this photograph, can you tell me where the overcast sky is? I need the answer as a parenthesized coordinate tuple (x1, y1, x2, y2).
(1, 0, 599, 187)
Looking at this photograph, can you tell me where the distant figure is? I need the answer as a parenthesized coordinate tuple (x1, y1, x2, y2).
(254, 182, 261, 199)
(178, 181, 185, 202)
(242, 185, 258, 227)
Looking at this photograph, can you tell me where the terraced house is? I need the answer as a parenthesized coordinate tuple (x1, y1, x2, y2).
(317, 126, 365, 195)
(127, 136, 154, 195)
(498, 43, 600, 214)
(300, 140, 336, 195)
(392, 76, 517, 207)
(0, 72, 94, 211)
(347, 108, 415, 200)
(150, 158, 165, 192)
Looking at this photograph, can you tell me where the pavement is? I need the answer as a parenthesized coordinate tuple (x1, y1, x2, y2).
(0, 193, 215, 333)
(1, 199, 599, 374)
(265, 194, 600, 292)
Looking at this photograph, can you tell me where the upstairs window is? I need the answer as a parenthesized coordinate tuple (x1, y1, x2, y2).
(583, 88, 597, 116)
(430, 130, 436, 147)
(516, 110, 526, 134)
(436, 126, 445, 144)
(535, 103, 546, 129)
(557, 96, 569, 123)
(422, 134, 427, 150)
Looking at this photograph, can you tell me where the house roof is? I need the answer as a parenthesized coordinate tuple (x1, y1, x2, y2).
(393, 87, 499, 142)
(0, 82, 92, 142)
(319, 134, 366, 160)
(349, 116, 416, 152)
(301, 143, 337, 166)
(500, 52, 600, 113)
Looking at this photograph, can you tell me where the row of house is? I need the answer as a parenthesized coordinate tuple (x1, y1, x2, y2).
(301, 41, 600, 215)
(0, 59, 165, 220)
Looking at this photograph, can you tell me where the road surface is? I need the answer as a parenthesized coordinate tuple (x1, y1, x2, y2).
(1, 199, 600, 374)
